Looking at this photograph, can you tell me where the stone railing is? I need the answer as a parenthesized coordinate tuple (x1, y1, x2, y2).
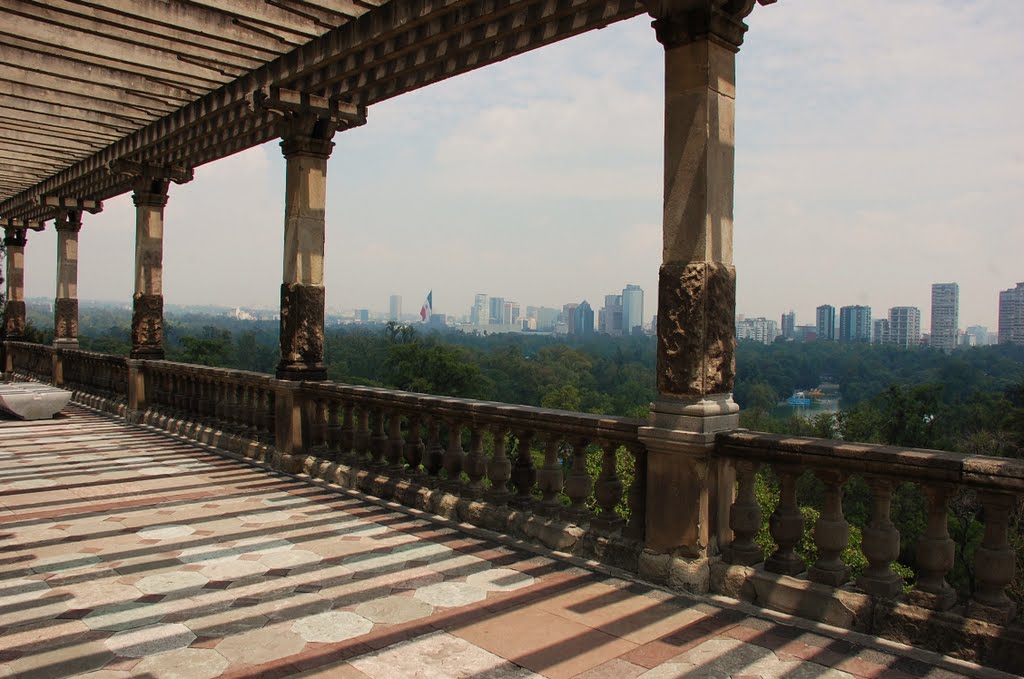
(715, 430, 1024, 665)
(291, 381, 647, 558)
(58, 348, 129, 403)
(5, 341, 53, 380)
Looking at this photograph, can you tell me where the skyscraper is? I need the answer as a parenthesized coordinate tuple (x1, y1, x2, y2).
(872, 318, 890, 345)
(388, 295, 402, 322)
(470, 294, 489, 325)
(998, 282, 1024, 344)
(816, 305, 836, 341)
(888, 306, 921, 348)
(562, 303, 579, 335)
(931, 283, 959, 351)
(781, 311, 796, 340)
(489, 296, 505, 325)
(622, 284, 644, 335)
(839, 305, 872, 343)
(600, 294, 623, 335)
(574, 301, 595, 336)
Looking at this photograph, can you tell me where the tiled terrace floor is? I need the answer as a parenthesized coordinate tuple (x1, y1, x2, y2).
(0, 406, 1006, 679)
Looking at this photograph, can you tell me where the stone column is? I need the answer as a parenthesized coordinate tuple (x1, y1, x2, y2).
(53, 210, 82, 348)
(638, 0, 767, 588)
(3, 228, 27, 340)
(131, 177, 169, 360)
(276, 116, 333, 380)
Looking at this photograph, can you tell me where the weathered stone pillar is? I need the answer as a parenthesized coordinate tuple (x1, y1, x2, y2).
(276, 120, 333, 380)
(249, 89, 365, 381)
(131, 178, 169, 360)
(3, 228, 27, 340)
(638, 0, 771, 590)
(53, 210, 82, 349)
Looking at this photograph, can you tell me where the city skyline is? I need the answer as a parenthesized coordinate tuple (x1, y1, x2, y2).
(15, 2, 1023, 332)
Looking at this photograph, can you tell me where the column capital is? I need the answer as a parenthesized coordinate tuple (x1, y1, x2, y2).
(38, 195, 103, 215)
(248, 86, 367, 159)
(3, 227, 27, 248)
(646, 0, 776, 51)
(53, 209, 83, 233)
(108, 160, 194, 206)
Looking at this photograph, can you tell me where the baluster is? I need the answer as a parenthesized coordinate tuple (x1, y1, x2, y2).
(355, 405, 371, 464)
(188, 376, 200, 416)
(728, 460, 763, 565)
(386, 410, 405, 472)
(765, 465, 805, 575)
(967, 491, 1018, 622)
(245, 385, 259, 439)
(312, 397, 329, 452)
(856, 477, 903, 597)
(264, 390, 276, 439)
(809, 470, 851, 586)
(909, 484, 956, 610)
(424, 417, 444, 481)
(488, 427, 512, 505)
(510, 430, 537, 510)
(198, 379, 211, 421)
(442, 420, 465, 492)
(326, 400, 342, 459)
(536, 434, 564, 515)
(463, 424, 486, 499)
(339, 401, 355, 460)
(404, 414, 425, 477)
(624, 443, 647, 540)
(564, 438, 591, 521)
(370, 407, 387, 467)
(592, 440, 623, 531)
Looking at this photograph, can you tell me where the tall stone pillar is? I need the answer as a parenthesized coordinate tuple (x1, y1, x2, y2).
(131, 177, 169, 360)
(249, 89, 366, 381)
(3, 228, 27, 340)
(53, 210, 82, 348)
(276, 117, 334, 381)
(638, 0, 769, 588)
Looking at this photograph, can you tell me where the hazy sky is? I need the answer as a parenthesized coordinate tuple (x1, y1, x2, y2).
(20, 0, 1024, 332)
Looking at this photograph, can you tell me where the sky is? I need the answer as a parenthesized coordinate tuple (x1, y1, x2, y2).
(20, 0, 1024, 332)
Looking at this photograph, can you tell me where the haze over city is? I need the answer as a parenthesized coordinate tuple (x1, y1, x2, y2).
(19, 0, 1024, 332)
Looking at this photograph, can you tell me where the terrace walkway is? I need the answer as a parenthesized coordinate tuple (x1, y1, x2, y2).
(0, 407, 1009, 679)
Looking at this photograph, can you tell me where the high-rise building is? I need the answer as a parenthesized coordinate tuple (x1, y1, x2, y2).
(872, 318, 891, 345)
(600, 294, 624, 335)
(998, 283, 1024, 345)
(816, 305, 836, 341)
(488, 296, 505, 325)
(781, 311, 796, 340)
(888, 306, 921, 348)
(839, 305, 872, 343)
(622, 285, 644, 335)
(388, 295, 402, 321)
(535, 307, 559, 332)
(562, 303, 579, 334)
(795, 325, 817, 342)
(357, 309, 369, 322)
(470, 294, 489, 325)
(736, 317, 779, 345)
(965, 325, 990, 346)
(930, 283, 959, 351)
(501, 301, 520, 326)
(574, 301, 595, 336)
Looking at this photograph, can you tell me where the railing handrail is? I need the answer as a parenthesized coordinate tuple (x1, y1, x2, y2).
(138, 359, 275, 387)
(717, 429, 1024, 493)
(302, 380, 644, 444)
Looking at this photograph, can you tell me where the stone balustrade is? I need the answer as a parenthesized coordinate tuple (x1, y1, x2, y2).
(717, 430, 1024, 627)
(5, 341, 53, 380)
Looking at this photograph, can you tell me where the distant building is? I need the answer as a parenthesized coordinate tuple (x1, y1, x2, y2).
(888, 306, 921, 348)
(781, 311, 796, 340)
(357, 309, 370, 322)
(872, 318, 890, 345)
(998, 282, 1024, 344)
(839, 305, 871, 343)
(470, 294, 489, 325)
(489, 296, 505, 325)
(965, 325, 991, 346)
(600, 294, 624, 335)
(931, 282, 959, 351)
(574, 301, 595, 335)
(816, 305, 836, 341)
(795, 324, 817, 342)
(562, 303, 579, 335)
(737, 317, 779, 345)
(388, 295, 402, 321)
(502, 301, 520, 326)
(622, 285, 644, 335)
(533, 307, 559, 332)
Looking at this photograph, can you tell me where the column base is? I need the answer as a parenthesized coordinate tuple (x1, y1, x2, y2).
(52, 339, 80, 350)
(275, 363, 327, 381)
(131, 347, 165, 361)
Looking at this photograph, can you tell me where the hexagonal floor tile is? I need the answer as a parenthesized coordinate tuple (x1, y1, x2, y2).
(291, 611, 373, 643)
(137, 525, 195, 540)
(216, 624, 306, 665)
(84, 601, 165, 632)
(136, 571, 208, 596)
(31, 553, 102, 574)
(0, 578, 50, 604)
(258, 549, 321, 570)
(414, 582, 487, 608)
(61, 581, 144, 609)
(132, 647, 230, 679)
(238, 511, 293, 525)
(176, 545, 241, 564)
(105, 622, 196, 658)
(466, 568, 535, 592)
(197, 559, 268, 582)
(355, 595, 434, 624)
(231, 537, 294, 555)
